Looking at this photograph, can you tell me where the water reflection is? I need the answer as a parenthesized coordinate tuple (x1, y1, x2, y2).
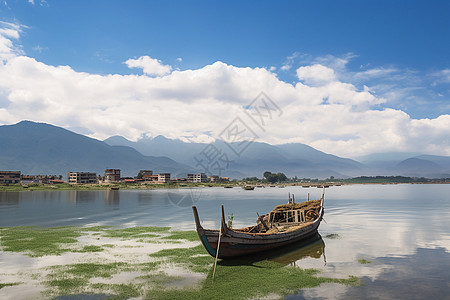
(103, 190, 120, 207)
(66, 190, 100, 204)
(270, 234, 325, 266)
(289, 247, 450, 300)
(137, 190, 153, 205)
(217, 234, 326, 267)
(0, 191, 19, 206)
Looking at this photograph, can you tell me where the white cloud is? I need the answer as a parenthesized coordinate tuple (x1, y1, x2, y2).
(296, 64, 336, 86)
(125, 55, 172, 76)
(0, 23, 449, 158)
(431, 69, 450, 85)
(176, 57, 182, 62)
(0, 22, 24, 62)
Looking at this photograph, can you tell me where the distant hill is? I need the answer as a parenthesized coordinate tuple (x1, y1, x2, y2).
(0, 121, 191, 178)
(104, 135, 365, 178)
(2, 121, 448, 180)
(396, 155, 450, 178)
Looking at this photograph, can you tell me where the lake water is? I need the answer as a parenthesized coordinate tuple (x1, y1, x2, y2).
(1, 184, 449, 299)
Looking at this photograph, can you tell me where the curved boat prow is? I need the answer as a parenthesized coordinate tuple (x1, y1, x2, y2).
(220, 205, 228, 231)
(192, 206, 203, 230)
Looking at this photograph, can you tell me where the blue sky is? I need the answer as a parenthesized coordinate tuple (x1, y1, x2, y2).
(0, 0, 449, 157)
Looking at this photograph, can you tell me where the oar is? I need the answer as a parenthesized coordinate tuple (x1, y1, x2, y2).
(212, 205, 225, 281)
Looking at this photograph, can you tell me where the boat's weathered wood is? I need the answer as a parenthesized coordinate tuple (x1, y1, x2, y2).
(192, 192, 325, 259)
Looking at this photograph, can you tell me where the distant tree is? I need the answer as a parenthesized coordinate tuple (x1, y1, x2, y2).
(243, 177, 259, 182)
(275, 172, 288, 182)
(263, 171, 287, 183)
(263, 171, 272, 180)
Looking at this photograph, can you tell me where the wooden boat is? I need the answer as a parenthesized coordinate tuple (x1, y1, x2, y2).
(192, 190, 325, 259)
(242, 185, 255, 190)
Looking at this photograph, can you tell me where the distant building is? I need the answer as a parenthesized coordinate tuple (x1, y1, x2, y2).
(158, 173, 171, 183)
(147, 175, 159, 182)
(208, 175, 230, 182)
(187, 173, 208, 183)
(208, 175, 219, 182)
(138, 170, 153, 177)
(138, 170, 154, 181)
(68, 172, 98, 184)
(104, 169, 121, 183)
(0, 171, 21, 184)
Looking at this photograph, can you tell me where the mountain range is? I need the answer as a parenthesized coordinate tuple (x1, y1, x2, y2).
(1, 121, 449, 179)
(0, 121, 191, 177)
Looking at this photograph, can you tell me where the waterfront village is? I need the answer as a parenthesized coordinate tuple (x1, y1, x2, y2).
(0, 169, 229, 186)
(1, 169, 449, 188)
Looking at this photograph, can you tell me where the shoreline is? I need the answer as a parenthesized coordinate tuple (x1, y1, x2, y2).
(0, 180, 449, 192)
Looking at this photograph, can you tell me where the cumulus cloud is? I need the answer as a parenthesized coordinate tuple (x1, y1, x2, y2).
(125, 55, 172, 76)
(0, 21, 24, 61)
(296, 64, 336, 86)
(0, 22, 449, 157)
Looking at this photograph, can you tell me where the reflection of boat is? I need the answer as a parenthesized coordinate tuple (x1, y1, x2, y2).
(243, 185, 255, 190)
(265, 233, 324, 264)
(192, 190, 325, 259)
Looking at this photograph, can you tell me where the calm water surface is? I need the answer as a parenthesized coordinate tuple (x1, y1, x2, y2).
(1, 184, 449, 299)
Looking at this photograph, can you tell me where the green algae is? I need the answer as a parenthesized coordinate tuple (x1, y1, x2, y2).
(358, 259, 372, 264)
(324, 233, 341, 239)
(1, 226, 361, 299)
(0, 282, 20, 289)
(101, 227, 170, 239)
(77, 245, 104, 252)
(146, 246, 360, 300)
(0, 226, 82, 257)
(166, 230, 199, 242)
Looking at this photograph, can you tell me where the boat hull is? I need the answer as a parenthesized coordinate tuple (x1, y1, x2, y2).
(198, 223, 321, 259)
(192, 202, 324, 259)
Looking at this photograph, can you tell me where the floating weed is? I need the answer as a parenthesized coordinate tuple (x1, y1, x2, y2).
(166, 230, 199, 242)
(101, 227, 170, 239)
(358, 259, 372, 264)
(46, 263, 130, 296)
(0, 226, 82, 257)
(150, 245, 212, 273)
(77, 245, 104, 252)
(2, 226, 361, 299)
(47, 277, 88, 294)
(144, 260, 360, 300)
(324, 233, 341, 239)
(91, 283, 141, 300)
(49, 263, 128, 279)
(0, 282, 20, 289)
